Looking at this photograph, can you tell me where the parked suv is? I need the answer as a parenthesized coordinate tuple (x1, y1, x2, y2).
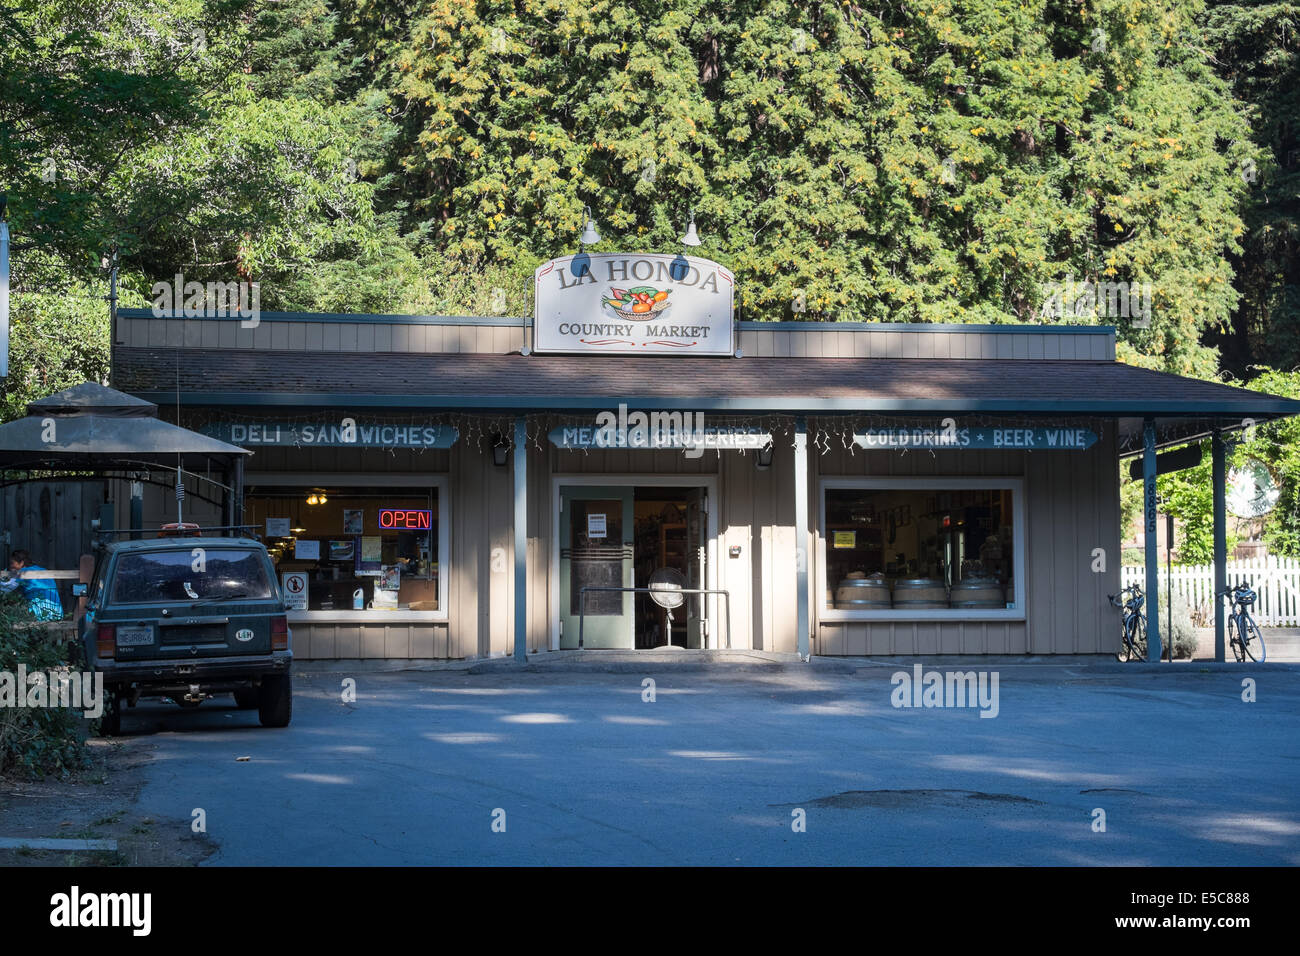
(80, 527, 292, 735)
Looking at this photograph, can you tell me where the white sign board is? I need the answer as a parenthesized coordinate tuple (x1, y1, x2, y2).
(294, 539, 320, 560)
(266, 517, 291, 537)
(587, 513, 607, 538)
(534, 252, 734, 355)
(281, 572, 308, 610)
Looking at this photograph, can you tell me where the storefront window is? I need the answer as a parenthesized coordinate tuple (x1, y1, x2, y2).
(822, 482, 1020, 614)
(245, 484, 442, 614)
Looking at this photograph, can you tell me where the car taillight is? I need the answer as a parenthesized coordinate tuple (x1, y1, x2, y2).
(271, 616, 289, 651)
(97, 624, 116, 659)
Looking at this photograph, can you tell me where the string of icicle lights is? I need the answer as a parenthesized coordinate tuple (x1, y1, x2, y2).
(177, 408, 1115, 458)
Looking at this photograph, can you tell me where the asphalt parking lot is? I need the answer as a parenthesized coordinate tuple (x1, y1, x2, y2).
(116, 658, 1300, 865)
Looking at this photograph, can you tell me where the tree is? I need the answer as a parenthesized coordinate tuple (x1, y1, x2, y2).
(0, 0, 398, 418)
(1201, 2, 1300, 377)
(341, 0, 1253, 375)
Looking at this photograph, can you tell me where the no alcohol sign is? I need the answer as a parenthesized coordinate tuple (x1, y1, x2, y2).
(282, 572, 308, 610)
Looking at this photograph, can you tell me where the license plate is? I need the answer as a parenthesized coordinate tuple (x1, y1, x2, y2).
(116, 626, 153, 647)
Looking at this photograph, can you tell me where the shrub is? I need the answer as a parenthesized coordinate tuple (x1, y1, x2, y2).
(1155, 590, 1201, 661)
(0, 595, 92, 778)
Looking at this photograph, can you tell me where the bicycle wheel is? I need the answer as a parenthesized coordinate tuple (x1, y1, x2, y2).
(1127, 616, 1148, 662)
(1229, 616, 1246, 662)
(1242, 617, 1266, 663)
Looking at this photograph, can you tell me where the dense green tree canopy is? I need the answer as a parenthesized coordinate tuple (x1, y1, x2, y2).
(0, 0, 1295, 418)
(344, 0, 1257, 375)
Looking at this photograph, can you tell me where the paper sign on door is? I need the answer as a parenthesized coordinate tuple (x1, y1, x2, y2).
(587, 513, 607, 538)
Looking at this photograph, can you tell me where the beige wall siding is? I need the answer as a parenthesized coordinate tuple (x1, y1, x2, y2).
(448, 438, 518, 658)
(121, 315, 1113, 361)
(294, 622, 450, 658)
(733, 441, 797, 652)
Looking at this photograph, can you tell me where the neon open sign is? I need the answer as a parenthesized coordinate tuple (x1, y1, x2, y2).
(378, 509, 433, 530)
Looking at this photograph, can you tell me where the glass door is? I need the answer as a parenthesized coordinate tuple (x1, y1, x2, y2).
(559, 487, 634, 649)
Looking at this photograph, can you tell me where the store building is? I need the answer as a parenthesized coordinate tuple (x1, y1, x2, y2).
(110, 254, 1300, 661)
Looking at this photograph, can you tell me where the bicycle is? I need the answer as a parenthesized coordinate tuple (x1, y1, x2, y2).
(1218, 582, 1267, 663)
(1108, 583, 1147, 662)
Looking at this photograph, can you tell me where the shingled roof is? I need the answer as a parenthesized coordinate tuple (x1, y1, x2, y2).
(116, 347, 1300, 422)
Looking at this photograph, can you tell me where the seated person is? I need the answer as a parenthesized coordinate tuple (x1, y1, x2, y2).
(1, 550, 63, 621)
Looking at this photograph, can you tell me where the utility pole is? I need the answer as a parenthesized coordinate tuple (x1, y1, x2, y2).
(105, 248, 118, 387)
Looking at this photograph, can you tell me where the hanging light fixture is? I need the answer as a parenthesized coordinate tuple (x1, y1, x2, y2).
(306, 489, 328, 506)
(680, 208, 701, 247)
(579, 206, 601, 245)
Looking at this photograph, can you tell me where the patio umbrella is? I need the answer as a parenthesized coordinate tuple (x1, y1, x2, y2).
(0, 382, 250, 471)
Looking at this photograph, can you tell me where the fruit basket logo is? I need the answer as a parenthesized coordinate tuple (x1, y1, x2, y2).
(602, 286, 671, 320)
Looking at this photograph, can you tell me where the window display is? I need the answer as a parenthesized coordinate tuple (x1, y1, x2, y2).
(823, 485, 1017, 612)
(245, 485, 440, 613)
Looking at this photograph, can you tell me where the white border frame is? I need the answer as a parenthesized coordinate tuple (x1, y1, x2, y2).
(817, 477, 1026, 622)
(549, 474, 720, 651)
(246, 472, 450, 623)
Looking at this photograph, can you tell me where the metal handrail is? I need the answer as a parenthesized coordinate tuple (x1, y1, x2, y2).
(578, 586, 732, 650)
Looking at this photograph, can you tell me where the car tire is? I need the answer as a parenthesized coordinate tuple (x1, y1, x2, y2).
(233, 688, 259, 709)
(100, 691, 122, 737)
(258, 675, 292, 728)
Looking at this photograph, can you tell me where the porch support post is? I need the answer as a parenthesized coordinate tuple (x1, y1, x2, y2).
(1142, 418, 1162, 662)
(1212, 428, 1228, 662)
(513, 415, 528, 663)
(794, 416, 810, 662)
(232, 456, 245, 529)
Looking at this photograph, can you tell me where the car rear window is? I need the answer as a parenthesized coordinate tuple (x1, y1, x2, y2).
(110, 548, 274, 604)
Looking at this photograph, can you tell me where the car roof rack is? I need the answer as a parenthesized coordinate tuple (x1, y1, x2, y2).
(90, 522, 262, 542)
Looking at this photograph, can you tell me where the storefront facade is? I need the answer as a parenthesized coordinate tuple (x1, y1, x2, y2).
(112, 294, 1300, 660)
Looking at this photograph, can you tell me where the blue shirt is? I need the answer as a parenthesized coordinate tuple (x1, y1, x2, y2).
(3, 565, 62, 620)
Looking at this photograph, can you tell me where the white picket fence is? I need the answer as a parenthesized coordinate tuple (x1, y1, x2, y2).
(1121, 556, 1300, 627)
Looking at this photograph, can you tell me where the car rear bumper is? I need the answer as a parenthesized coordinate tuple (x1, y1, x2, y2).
(97, 651, 292, 693)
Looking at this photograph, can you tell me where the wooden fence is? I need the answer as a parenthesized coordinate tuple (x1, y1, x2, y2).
(1121, 556, 1300, 627)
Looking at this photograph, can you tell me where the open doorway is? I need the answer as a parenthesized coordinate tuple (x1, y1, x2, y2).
(556, 481, 708, 650)
(633, 488, 701, 648)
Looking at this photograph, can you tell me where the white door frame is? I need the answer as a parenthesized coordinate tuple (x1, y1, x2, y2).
(549, 474, 719, 651)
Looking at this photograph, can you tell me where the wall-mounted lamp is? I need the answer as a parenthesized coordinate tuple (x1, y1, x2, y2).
(306, 490, 328, 506)
(579, 206, 601, 245)
(680, 209, 701, 247)
(492, 434, 509, 467)
(756, 446, 774, 470)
